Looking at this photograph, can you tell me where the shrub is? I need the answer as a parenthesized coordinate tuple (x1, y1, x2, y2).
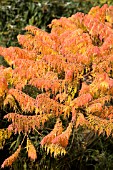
(0, 4, 113, 170)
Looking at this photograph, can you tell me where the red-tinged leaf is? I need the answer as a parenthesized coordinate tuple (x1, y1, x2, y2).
(40, 118, 63, 146)
(52, 123, 72, 148)
(71, 93, 93, 108)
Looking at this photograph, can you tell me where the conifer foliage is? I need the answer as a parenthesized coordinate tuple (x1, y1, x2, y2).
(0, 4, 113, 168)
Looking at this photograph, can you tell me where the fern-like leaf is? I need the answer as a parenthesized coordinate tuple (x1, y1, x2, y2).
(1, 145, 21, 168)
(27, 137, 37, 161)
(40, 118, 63, 146)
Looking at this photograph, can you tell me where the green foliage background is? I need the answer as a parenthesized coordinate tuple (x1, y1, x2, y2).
(0, 0, 113, 170)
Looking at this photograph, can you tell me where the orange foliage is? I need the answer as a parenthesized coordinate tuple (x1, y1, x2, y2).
(0, 4, 113, 166)
(8, 88, 36, 113)
(40, 118, 63, 146)
(71, 93, 93, 108)
(1, 145, 21, 168)
(5, 113, 51, 134)
(27, 137, 37, 161)
(51, 122, 73, 148)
